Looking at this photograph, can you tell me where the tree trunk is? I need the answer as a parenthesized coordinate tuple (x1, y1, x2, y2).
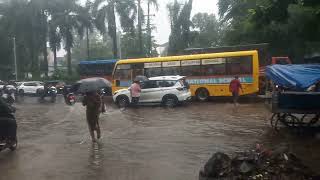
(110, 4, 118, 59)
(86, 27, 90, 59)
(137, 0, 143, 57)
(67, 47, 72, 75)
(147, 1, 151, 57)
(43, 44, 48, 77)
(53, 47, 57, 71)
(42, 10, 48, 78)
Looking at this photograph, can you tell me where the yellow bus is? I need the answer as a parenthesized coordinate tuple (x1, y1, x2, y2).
(112, 50, 259, 101)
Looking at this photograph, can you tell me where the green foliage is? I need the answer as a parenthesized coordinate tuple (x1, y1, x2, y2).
(51, 69, 80, 83)
(190, 13, 221, 48)
(218, 0, 320, 63)
(121, 31, 158, 59)
(93, 0, 137, 58)
(167, 0, 193, 55)
(72, 31, 114, 61)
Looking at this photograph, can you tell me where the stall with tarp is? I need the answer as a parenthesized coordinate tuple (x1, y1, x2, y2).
(266, 64, 320, 131)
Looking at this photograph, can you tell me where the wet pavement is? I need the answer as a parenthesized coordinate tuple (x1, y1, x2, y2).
(0, 96, 320, 180)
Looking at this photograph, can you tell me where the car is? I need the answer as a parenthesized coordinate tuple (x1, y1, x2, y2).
(113, 76, 191, 107)
(17, 81, 44, 95)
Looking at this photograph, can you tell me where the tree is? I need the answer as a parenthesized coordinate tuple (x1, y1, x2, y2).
(146, 0, 158, 56)
(93, 0, 137, 59)
(72, 30, 113, 61)
(48, 20, 61, 71)
(190, 13, 221, 48)
(218, 0, 320, 62)
(50, 0, 92, 75)
(167, 0, 193, 55)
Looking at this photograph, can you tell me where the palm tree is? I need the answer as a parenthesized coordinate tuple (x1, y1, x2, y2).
(146, 0, 158, 56)
(93, 0, 137, 59)
(48, 20, 61, 71)
(50, 0, 92, 75)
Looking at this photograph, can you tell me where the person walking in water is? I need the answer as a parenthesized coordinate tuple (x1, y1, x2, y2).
(229, 76, 243, 106)
(82, 91, 101, 142)
(129, 80, 141, 106)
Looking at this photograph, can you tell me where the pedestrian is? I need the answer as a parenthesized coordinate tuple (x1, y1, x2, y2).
(229, 76, 243, 106)
(129, 80, 141, 106)
(82, 91, 101, 142)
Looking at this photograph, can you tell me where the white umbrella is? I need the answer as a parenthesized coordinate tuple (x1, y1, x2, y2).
(76, 78, 111, 93)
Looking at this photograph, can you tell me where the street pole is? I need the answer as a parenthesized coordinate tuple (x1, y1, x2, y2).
(117, 31, 122, 59)
(13, 37, 18, 81)
(137, 0, 143, 56)
(147, 1, 151, 57)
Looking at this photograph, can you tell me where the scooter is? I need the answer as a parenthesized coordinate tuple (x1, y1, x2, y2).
(39, 86, 57, 103)
(0, 98, 17, 152)
(64, 93, 76, 105)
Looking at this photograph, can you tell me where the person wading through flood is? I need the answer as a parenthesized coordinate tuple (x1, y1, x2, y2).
(229, 76, 243, 106)
(129, 80, 141, 107)
(82, 91, 101, 142)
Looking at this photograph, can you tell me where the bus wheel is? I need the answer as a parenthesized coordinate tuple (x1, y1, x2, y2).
(196, 88, 209, 101)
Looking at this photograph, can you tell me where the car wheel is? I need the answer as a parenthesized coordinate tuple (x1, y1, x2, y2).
(117, 96, 129, 108)
(196, 88, 209, 101)
(163, 95, 178, 108)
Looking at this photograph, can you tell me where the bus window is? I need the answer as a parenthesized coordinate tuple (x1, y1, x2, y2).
(145, 68, 162, 77)
(162, 61, 180, 76)
(132, 63, 144, 78)
(227, 56, 252, 75)
(181, 66, 201, 76)
(202, 58, 226, 76)
(114, 64, 131, 81)
(181, 60, 201, 76)
(162, 67, 180, 76)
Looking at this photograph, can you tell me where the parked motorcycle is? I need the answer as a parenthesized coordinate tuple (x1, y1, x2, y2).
(39, 85, 57, 103)
(0, 98, 17, 152)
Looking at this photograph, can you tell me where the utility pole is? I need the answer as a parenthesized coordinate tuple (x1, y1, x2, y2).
(13, 37, 18, 81)
(147, 2, 151, 57)
(137, 0, 143, 57)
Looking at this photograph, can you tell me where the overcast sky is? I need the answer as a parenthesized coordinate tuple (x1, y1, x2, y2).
(152, 0, 219, 44)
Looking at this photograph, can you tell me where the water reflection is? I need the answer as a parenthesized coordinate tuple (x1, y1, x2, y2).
(89, 142, 103, 169)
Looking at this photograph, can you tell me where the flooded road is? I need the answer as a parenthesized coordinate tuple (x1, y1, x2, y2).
(1, 96, 319, 180)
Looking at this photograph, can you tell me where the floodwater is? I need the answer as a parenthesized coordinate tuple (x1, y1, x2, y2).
(0, 96, 320, 180)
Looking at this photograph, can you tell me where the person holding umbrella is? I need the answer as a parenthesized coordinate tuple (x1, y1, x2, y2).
(82, 90, 102, 142)
(77, 77, 111, 142)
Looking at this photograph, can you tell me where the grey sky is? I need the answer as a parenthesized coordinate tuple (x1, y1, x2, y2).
(152, 0, 219, 44)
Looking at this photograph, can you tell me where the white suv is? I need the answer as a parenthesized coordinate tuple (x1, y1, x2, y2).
(113, 76, 191, 107)
(17, 81, 44, 95)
